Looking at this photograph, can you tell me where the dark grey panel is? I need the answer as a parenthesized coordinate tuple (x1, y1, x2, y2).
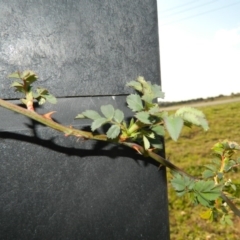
(0, 0, 169, 239)
(0, 96, 169, 240)
(0, 0, 160, 98)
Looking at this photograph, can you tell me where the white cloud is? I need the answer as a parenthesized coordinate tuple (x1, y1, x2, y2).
(214, 27, 240, 46)
(159, 25, 240, 101)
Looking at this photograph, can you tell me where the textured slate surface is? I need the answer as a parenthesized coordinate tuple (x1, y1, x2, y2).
(0, 97, 169, 240)
(0, 130, 169, 240)
(0, 0, 170, 239)
(0, 0, 160, 99)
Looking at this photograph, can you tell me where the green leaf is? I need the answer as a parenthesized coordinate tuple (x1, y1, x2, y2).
(11, 81, 22, 87)
(138, 77, 155, 103)
(200, 209, 213, 220)
(212, 142, 224, 155)
(81, 110, 102, 120)
(224, 159, 236, 172)
(175, 107, 209, 131)
(202, 170, 215, 179)
(176, 106, 205, 118)
(129, 118, 135, 128)
(171, 174, 186, 192)
(171, 173, 195, 194)
(44, 94, 57, 104)
(149, 138, 163, 149)
(164, 115, 183, 141)
(137, 76, 147, 86)
(101, 104, 115, 119)
(136, 77, 164, 103)
(220, 214, 233, 226)
(107, 125, 121, 139)
(126, 94, 144, 112)
(184, 121, 193, 128)
(21, 70, 38, 81)
(122, 121, 127, 129)
(137, 77, 152, 96)
(148, 105, 160, 115)
(91, 117, 108, 131)
(228, 141, 240, 150)
(126, 80, 142, 92)
(147, 132, 155, 139)
(36, 87, 47, 95)
(38, 97, 46, 105)
(33, 88, 57, 105)
(20, 98, 27, 105)
(217, 172, 223, 180)
(205, 164, 217, 172)
(135, 111, 152, 124)
(224, 215, 233, 226)
(193, 180, 222, 207)
(75, 114, 85, 119)
(143, 135, 150, 149)
(142, 93, 154, 104)
(231, 184, 237, 191)
(8, 72, 21, 79)
(113, 109, 124, 123)
(152, 84, 165, 99)
(10, 82, 25, 93)
(151, 125, 165, 136)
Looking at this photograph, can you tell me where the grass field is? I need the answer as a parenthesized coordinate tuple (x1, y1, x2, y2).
(164, 101, 240, 240)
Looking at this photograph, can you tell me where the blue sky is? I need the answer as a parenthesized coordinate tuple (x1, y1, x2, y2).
(157, 0, 240, 101)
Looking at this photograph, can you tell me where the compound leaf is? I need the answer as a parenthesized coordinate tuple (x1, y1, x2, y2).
(194, 180, 222, 207)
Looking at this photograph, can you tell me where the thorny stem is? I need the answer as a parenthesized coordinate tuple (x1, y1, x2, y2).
(220, 193, 240, 217)
(0, 98, 240, 217)
(121, 142, 194, 178)
(26, 99, 34, 111)
(219, 152, 226, 173)
(214, 152, 227, 185)
(0, 99, 107, 141)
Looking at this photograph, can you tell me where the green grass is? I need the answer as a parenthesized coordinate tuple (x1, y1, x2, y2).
(165, 101, 240, 240)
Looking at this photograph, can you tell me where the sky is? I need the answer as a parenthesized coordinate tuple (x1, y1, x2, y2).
(157, 0, 240, 102)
